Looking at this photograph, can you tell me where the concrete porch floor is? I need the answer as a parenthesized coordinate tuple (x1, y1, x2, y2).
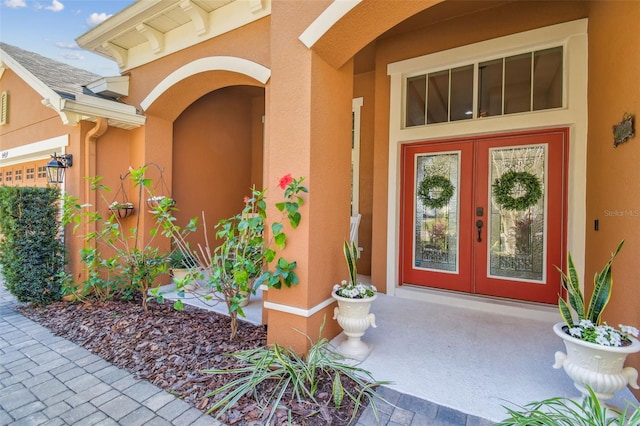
(161, 280, 640, 423)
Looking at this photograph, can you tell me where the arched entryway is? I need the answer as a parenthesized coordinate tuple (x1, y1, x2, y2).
(172, 85, 266, 240)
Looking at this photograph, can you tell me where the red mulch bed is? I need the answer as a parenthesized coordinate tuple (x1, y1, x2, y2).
(17, 298, 368, 425)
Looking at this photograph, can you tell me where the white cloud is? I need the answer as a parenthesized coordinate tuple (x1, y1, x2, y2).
(86, 12, 111, 27)
(60, 51, 84, 60)
(55, 41, 79, 49)
(44, 0, 63, 12)
(3, 0, 26, 8)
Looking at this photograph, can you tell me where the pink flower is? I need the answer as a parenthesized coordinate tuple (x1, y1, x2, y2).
(243, 196, 250, 203)
(278, 174, 293, 190)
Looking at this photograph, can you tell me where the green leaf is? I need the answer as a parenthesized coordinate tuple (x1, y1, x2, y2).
(264, 248, 276, 263)
(275, 233, 287, 249)
(332, 373, 344, 408)
(289, 212, 301, 229)
(558, 297, 574, 328)
(277, 257, 290, 269)
(587, 240, 623, 324)
(173, 299, 184, 310)
(272, 222, 284, 235)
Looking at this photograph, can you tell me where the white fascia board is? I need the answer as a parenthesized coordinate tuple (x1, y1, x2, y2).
(76, 0, 173, 52)
(125, 1, 271, 71)
(74, 93, 138, 114)
(0, 46, 61, 103)
(0, 135, 68, 167)
(60, 97, 145, 127)
(86, 76, 130, 97)
(77, 0, 271, 72)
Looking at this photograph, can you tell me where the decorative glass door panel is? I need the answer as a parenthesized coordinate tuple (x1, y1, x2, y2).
(401, 130, 567, 304)
(401, 142, 473, 294)
(488, 145, 546, 282)
(413, 152, 460, 273)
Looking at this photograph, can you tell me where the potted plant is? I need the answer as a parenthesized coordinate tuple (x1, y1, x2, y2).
(332, 240, 378, 361)
(147, 195, 175, 210)
(553, 240, 640, 401)
(168, 248, 198, 292)
(108, 201, 134, 219)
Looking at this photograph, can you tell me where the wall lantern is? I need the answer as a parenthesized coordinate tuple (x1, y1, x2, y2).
(46, 153, 73, 184)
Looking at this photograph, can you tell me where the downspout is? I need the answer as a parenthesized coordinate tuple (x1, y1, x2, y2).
(82, 118, 109, 281)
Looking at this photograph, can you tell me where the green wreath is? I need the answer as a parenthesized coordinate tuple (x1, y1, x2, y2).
(492, 170, 542, 211)
(418, 175, 455, 209)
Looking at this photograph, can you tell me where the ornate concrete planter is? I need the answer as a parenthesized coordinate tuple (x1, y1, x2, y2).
(332, 291, 377, 361)
(553, 322, 640, 401)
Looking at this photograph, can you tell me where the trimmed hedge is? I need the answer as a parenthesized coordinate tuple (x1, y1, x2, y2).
(0, 186, 64, 304)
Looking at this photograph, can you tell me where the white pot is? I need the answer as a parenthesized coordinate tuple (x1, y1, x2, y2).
(553, 322, 640, 401)
(332, 291, 377, 361)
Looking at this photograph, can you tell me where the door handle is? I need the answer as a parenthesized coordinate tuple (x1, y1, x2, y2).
(476, 220, 484, 243)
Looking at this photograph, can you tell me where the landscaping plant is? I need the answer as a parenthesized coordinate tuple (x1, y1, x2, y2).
(557, 240, 638, 346)
(497, 385, 640, 425)
(150, 173, 308, 339)
(204, 320, 389, 425)
(333, 240, 377, 299)
(0, 186, 65, 304)
(62, 166, 170, 310)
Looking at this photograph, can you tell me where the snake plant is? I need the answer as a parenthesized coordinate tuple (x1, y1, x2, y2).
(557, 240, 624, 328)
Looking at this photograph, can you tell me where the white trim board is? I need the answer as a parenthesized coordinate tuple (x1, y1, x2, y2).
(0, 135, 69, 167)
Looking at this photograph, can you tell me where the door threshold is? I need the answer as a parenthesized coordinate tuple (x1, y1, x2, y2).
(395, 284, 561, 323)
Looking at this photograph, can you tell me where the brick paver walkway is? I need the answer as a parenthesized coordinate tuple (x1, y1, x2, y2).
(0, 279, 492, 425)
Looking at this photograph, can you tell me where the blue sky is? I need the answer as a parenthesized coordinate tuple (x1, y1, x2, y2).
(1, 0, 136, 76)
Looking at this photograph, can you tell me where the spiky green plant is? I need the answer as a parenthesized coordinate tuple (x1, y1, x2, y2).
(497, 385, 640, 425)
(557, 241, 624, 328)
(344, 240, 359, 285)
(204, 320, 390, 425)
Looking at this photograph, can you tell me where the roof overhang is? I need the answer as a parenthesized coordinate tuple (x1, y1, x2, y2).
(76, 0, 271, 72)
(0, 46, 145, 130)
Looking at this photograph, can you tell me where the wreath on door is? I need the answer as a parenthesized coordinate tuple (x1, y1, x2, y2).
(492, 170, 542, 211)
(418, 175, 455, 209)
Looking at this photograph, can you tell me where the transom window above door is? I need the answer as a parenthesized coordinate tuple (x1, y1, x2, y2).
(405, 46, 563, 127)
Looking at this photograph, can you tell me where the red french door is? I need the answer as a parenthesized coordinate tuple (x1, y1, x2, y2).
(400, 129, 567, 304)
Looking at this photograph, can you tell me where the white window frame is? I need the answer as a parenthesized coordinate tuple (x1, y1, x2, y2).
(386, 19, 588, 303)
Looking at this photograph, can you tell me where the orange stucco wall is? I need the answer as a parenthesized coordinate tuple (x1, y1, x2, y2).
(172, 86, 264, 251)
(0, 68, 67, 148)
(585, 0, 640, 398)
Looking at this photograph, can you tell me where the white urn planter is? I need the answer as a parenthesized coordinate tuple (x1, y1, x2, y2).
(553, 322, 640, 401)
(332, 291, 377, 361)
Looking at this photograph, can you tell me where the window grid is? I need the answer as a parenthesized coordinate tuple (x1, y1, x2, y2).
(405, 46, 563, 127)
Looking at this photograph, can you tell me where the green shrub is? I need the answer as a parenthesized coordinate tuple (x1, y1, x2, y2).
(498, 385, 640, 425)
(204, 321, 389, 425)
(0, 186, 64, 304)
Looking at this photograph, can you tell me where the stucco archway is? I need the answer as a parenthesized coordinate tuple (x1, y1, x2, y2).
(140, 56, 270, 122)
(137, 57, 268, 251)
(299, 1, 443, 69)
